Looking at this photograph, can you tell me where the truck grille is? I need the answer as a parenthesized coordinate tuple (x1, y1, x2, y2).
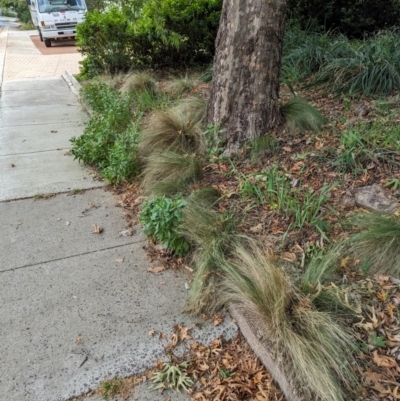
(55, 22, 77, 29)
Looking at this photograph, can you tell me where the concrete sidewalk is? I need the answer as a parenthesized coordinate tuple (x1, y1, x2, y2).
(0, 31, 237, 401)
(0, 27, 83, 83)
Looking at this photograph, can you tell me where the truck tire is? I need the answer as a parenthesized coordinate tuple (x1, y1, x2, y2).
(38, 28, 43, 42)
(44, 38, 52, 47)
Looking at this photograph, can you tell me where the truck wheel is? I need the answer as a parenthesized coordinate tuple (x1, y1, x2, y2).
(38, 28, 43, 42)
(44, 39, 52, 47)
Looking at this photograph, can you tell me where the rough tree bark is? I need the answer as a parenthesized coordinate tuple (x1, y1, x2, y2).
(207, 0, 287, 154)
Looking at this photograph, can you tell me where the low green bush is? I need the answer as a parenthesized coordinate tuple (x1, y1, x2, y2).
(140, 196, 189, 255)
(76, 8, 139, 78)
(77, 0, 222, 77)
(70, 82, 139, 183)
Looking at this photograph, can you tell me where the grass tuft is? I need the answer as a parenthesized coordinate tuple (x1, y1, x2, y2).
(120, 71, 157, 95)
(219, 241, 358, 401)
(281, 97, 325, 132)
(164, 75, 198, 96)
(142, 151, 203, 196)
(180, 199, 237, 314)
(349, 213, 400, 276)
(139, 98, 206, 159)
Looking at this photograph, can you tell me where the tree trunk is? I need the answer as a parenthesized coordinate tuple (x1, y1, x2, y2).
(207, 0, 287, 154)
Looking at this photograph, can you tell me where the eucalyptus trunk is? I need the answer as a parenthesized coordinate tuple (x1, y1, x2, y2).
(207, 0, 287, 154)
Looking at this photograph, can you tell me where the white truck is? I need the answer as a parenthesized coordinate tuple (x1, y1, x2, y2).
(26, 0, 87, 47)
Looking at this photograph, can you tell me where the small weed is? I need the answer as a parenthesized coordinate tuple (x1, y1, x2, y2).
(33, 193, 56, 200)
(219, 367, 235, 379)
(150, 360, 193, 392)
(100, 379, 121, 399)
(384, 178, 400, 190)
(70, 189, 84, 195)
(371, 332, 387, 348)
(140, 196, 189, 255)
(204, 123, 226, 162)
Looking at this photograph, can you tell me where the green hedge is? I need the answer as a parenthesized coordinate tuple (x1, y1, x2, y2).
(76, 0, 222, 77)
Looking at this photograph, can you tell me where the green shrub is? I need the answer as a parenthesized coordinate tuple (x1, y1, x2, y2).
(76, 8, 138, 78)
(70, 82, 138, 183)
(135, 0, 222, 66)
(140, 196, 189, 255)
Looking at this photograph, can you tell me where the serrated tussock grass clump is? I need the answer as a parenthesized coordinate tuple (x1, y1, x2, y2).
(301, 245, 359, 314)
(349, 213, 400, 276)
(142, 151, 203, 196)
(139, 97, 206, 158)
(281, 97, 325, 133)
(219, 242, 358, 401)
(120, 71, 157, 95)
(180, 198, 237, 314)
(164, 75, 199, 97)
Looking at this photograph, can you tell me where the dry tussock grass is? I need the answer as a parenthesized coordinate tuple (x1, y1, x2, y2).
(219, 241, 358, 401)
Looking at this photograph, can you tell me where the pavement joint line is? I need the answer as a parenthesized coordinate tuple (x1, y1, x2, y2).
(0, 239, 147, 274)
(0, 147, 71, 157)
(1, 119, 84, 128)
(0, 185, 104, 203)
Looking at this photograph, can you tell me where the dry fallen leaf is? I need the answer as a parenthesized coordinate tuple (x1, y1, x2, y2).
(10, 164, 15, 167)
(75, 337, 82, 344)
(148, 330, 155, 337)
(147, 266, 165, 274)
(249, 223, 263, 233)
(372, 350, 398, 368)
(92, 224, 103, 234)
(115, 258, 124, 263)
(51, 130, 58, 133)
(211, 314, 224, 326)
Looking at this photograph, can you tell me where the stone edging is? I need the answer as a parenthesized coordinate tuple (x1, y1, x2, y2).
(62, 69, 93, 116)
(228, 305, 302, 401)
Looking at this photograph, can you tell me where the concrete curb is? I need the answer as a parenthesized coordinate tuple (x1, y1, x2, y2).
(229, 306, 302, 401)
(62, 69, 81, 99)
(62, 69, 93, 115)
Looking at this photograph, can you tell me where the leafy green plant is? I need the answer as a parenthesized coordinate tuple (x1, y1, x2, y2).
(371, 332, 387, 348)
(70, 82, 138, 184)
(204, 123, 226, 162)
(140, 196, 189, 255)
(150, 360, 193, 392)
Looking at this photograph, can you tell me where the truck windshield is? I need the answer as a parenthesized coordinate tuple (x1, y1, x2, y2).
(37, 0, 86, 13)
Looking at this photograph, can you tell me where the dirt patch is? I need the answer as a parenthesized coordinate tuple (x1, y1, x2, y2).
(29, 34, 79, 55)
